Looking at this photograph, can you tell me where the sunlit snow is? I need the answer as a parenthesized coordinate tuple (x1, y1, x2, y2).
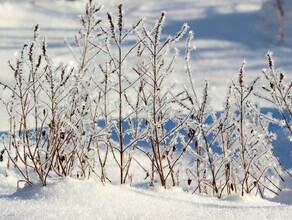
(0, 0, 291, 219)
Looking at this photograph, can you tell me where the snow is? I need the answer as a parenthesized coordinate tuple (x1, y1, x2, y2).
(0, 0, 291, 219)
(0, 177, 291, 220)
(270, 174, 292, 205)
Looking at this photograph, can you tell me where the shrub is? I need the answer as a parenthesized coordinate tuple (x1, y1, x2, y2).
(0, 0, 290, 198)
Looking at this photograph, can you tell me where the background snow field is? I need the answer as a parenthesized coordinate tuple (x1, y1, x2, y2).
(0, 0, 291, 219)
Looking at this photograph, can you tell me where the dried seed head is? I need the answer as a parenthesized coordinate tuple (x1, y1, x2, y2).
(154, 11, 166, 44)
(42, 40, 47, 56)
(60, 155, 66, 162)
(239, 61, 245, 86)
(279, 72, 284, 83)
(36, 55, 42, 68)
(172, 145, 176, 152)
(60, 132, 65, 139)
(34, 24, 39, 40)
(230, 183, 234, 191)
(188, 128, 195, 139)
(267, 52, 274, 70)
(107, 12, 115, 37)
(187, 178, 192, 185)
(118, 4, 123, 33)
(42, 130, 46, 137)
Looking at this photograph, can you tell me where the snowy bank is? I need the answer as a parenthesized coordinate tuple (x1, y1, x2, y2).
(0, 177, 291, 220)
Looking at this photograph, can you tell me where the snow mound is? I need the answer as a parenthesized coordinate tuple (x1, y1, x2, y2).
(270, 172, 292, 205)
(0, 177, 291, 220)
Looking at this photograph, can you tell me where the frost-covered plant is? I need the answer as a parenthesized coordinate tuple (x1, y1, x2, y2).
(182, 32, 225, 196)
(134, 13, 192, 188)
(65, 0, 108, 182)
(183, 45, 285, 197)
(258, 52, 291, 136)
(184, 81, 223, 196)
(0, 26, 77, 186)
(222, 62, 283, 197)
(68, 1, 148, 184)
(96, 4, 145, 184)
(0, 0, 289, 198)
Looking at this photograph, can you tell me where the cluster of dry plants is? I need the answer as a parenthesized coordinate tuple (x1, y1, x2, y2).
(0, 0, 291, 198)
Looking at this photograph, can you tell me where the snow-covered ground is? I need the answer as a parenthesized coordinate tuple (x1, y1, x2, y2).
(0, 177, 291, 220)
(0, 0, 291, 219)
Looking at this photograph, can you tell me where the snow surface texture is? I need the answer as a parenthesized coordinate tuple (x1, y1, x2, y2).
(0, 0, 291, 219)
(0, 177, 291, 220)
